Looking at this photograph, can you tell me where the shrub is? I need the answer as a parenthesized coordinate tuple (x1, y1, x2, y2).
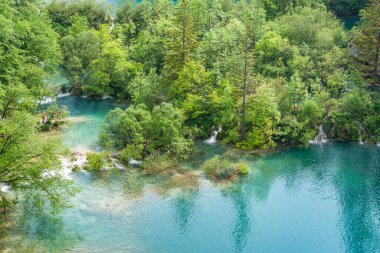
(101, 103, 194, 160)
(40, 103, 69, 131)
(84, 153, 105, 170)
(202, 155, 249, 180)
(235, 162, 249, 175)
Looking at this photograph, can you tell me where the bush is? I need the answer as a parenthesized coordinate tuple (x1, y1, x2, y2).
(202, 156, 249, 180)
(100, 103, 194, 160)
(40, 103, 69, 131)
(84, 153, 105, 170)
(235, 162, 249, 175)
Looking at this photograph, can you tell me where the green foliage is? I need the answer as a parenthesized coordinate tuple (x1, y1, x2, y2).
(40, 103, 69, 131)
(128, 70, 168, 109)
(202, 155, 249, 180)
(84, 153, 105, 170)
(45, 0, 379, 148)
(351, 0, 380, 87)
(4, 0, 376, 173)
(60, 22, 140, 97)
(84, 25, 141, 98)
(101, 103, 193, 160)
(163, 0, 199, 83)
(238, 84, 281, 149)
(47, 0, 110, 34)
(333, 89, 377, 141)
(0, 111, 78, 214)
(255, 31, 293, 78)
(61, 30, 101, 94)
(0, 0, 77, 215)
(260, 0, 368, 18)
(142, 153, 181, 174)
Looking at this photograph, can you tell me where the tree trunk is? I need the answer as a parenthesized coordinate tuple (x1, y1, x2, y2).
(181, 2, 187, 66)
(240, 32, 249, 140)
(373, 32, 380, 85)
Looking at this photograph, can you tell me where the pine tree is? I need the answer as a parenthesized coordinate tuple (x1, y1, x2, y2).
(352, 0, 380, 87)
(164, 0, 199, 84)
(237, 3, 262, 140)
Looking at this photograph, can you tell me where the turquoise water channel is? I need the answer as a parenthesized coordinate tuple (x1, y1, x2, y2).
(57, 96, 125, 151)
(1, 97, 380, 253)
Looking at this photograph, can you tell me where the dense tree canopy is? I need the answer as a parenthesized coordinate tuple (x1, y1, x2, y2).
(86, 0, 379, 154)
(100, 103, 193, 161)
(351, 0, 380, 87)
(0, 0, 77, 214)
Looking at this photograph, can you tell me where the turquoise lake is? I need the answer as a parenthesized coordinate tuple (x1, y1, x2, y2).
(57, 96, 125, 151)
(1, 97, 380, 253)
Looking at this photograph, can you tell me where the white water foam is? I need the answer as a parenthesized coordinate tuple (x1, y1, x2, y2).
(129, 159, 142, 166)
(204, 126, 222, 145)
(57, 92, 71, 98)
(39, 97, 54, 105)
(309, 125, 327, 145)
(43, 154, 88, 180)
(110, 157, 127, 170)
(0, 184, 10, 193)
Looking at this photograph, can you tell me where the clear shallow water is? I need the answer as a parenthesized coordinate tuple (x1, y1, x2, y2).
(1, 141, 380, 253)
(56, 96, 125, 150)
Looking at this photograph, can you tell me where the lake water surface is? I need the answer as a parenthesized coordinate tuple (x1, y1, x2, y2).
(1, 97, 379, 253)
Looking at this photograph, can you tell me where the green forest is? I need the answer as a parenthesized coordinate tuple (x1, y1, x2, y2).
(0, 0, 379, 214)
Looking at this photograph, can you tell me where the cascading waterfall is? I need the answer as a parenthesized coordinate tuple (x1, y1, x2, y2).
(128, 159, 142, 166)
(205, 126, 222, 144)
(0, 184, 10, 193)
(57, 92, 71, 98)
(39, 97, 54, 105)
(357, 122, 367, 144)
(38, 92, 71, 105)
(309, 125, 327, 144)
(43, 154, 88, 180)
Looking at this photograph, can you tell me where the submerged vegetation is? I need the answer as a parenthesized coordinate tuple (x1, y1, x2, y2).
(203, 156, 249, 181)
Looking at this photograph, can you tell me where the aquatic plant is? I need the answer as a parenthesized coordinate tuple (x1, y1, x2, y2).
(202, 156, 249, 181)
(142, 153, 181, 175)
(84, 152, 111, 171)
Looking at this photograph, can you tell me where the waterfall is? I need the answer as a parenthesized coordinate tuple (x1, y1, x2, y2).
(109, 157, 126, 170)
(309, 125, 327, 145)
(357, 122, 367, 144)
(39, 92, 70, 105)
(57, 92, 71, 98)
(204, 126, 222, 145)
(39, 96, 54, 105)
(49, 154, 87, 179)
(0, 184, 10, 193)
(128, 159, 142, 166)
